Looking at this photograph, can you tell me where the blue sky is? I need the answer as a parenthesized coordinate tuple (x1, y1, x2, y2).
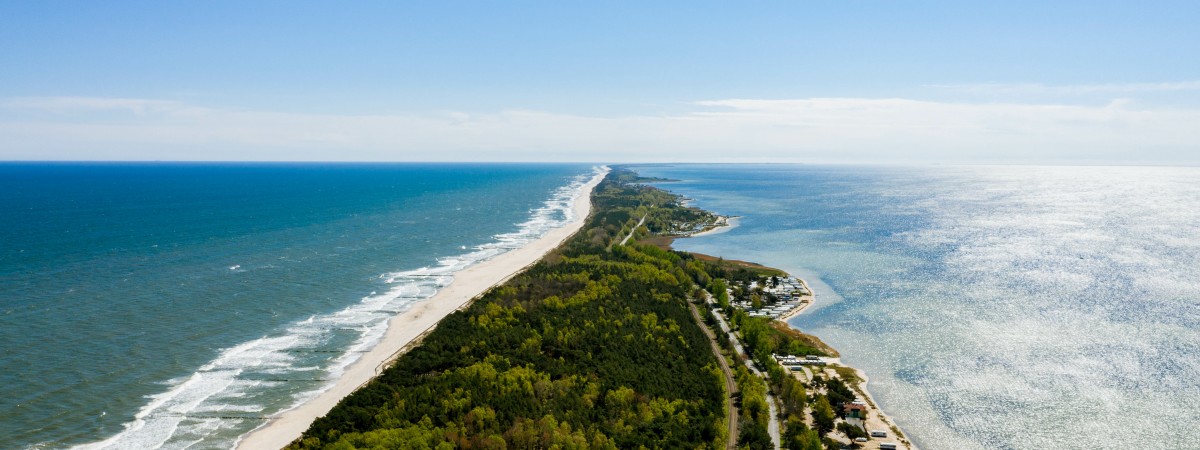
(2, 1, 1198, 163)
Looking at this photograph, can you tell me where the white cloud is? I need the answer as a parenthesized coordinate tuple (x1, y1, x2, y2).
(1, 96, 195, 115)
(1, 96, 1198, 163)
(927, 81, 1200, 96)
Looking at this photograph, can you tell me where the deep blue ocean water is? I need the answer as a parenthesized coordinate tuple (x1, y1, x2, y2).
(637, 164, 1200, 450)
(0, 162, 595, 449)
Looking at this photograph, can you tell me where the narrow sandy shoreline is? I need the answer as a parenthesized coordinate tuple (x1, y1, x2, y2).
(236, 168, 608, 450)
(689, 216, 739, 238)
(681, 216, 914, 448)
(777, 280, 914, 448)
(777, 277, 815, 322)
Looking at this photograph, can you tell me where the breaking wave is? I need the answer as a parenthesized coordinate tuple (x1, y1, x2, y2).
(73, 166, 605, 450)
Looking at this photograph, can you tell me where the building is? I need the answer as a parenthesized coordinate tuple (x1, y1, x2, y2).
(844, 401, 867, 430)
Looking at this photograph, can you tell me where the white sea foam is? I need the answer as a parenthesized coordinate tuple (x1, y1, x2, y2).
(73, 166, 602, 450)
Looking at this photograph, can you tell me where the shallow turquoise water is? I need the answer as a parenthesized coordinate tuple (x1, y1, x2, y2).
(638, 164, 1200, 450)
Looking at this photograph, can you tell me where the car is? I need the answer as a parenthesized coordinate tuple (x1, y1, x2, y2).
(854, 437, 868, 442)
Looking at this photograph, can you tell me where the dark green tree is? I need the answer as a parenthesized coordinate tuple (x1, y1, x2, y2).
(812, 395, 836, 436)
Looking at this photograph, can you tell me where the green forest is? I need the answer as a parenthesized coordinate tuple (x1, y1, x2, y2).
(290, 170, 735, 449)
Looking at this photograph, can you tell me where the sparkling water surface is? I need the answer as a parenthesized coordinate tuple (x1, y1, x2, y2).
(0, 162, 594, 449)
(637, 164, 1200, 450)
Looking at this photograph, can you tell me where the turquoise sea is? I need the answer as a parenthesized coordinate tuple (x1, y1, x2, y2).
(637, 164, 1200, 450)
(0, 163, 595, 449)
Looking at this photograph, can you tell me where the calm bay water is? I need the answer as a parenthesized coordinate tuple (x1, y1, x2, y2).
(637, 164, 1200, 450)
(0, 162, 594, 449)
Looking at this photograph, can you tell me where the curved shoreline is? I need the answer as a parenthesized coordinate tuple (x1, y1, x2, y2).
(689, 216, 739, 237)
(676, 205, 913, 449)
(774, 276, 915, 448)
(235, 167, 608, 449)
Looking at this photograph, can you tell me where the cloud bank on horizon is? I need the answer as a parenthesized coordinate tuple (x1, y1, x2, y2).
(2, 88, 1198, 164)
(3, 2, 1198, 164)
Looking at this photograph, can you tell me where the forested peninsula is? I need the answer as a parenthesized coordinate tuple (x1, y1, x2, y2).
(289, 169, 903, 450)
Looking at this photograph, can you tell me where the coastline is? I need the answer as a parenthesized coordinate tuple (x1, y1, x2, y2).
(844, 366, 913, 449)
(235, 167, 608, 449)
(689, 215, 738, 237)
(776, 280, 914, 448)
(776, 277, 815, 322)
(678, 215, 914, 449)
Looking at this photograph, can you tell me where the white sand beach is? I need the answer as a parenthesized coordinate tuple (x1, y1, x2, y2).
(689, 216, 738, 238)
(777, 278, 815, 322)
(235, 168, 608, 450)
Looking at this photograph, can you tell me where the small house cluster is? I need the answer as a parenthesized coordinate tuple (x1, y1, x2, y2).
(729, 276, 811, 319)
(740, 300, 807, 319)
(761, 276, 810, 298)
(663, 215, 728, 236)
(665, 221, 715, 235)
(772, 353, 828, 367)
